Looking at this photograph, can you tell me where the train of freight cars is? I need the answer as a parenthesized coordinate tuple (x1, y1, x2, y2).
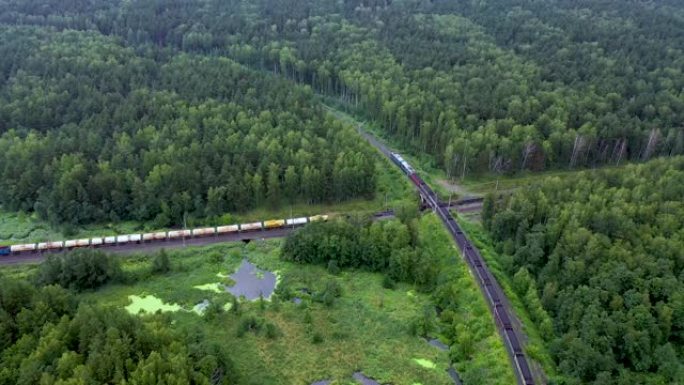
(390, 151, 535, 384)
(0, 215, 328, 255)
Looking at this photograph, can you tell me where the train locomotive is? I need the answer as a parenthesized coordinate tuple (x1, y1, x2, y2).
(390, 152, 423, 186)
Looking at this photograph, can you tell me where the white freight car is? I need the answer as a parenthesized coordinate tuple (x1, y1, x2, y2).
(217, 225, 239, 234)
(167, 229, 191, 239)
(10, 243, 36, 252)
(192, 227, 216, 237)
(286, 217, 308, 226)
(75, 239, 90, 247)
(127, 234, 142, 243)
(64, 240, 78, 248)
(240, 222, 262, 231)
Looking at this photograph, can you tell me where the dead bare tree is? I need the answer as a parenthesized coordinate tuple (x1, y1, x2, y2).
(570, 135, 586, 168)
(612, 138, 627, 165)
(461, 140, 469, 181)
(521, 142, 536, 171)
(641, 128, 661, 161)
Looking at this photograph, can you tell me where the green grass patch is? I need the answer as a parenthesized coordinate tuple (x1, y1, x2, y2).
(459, 163, 631, 195)
(0, 262, 37, 279)
(194, 282, 224, 293)
(413, 358, 437, 369)
(0, 209, 145, 246)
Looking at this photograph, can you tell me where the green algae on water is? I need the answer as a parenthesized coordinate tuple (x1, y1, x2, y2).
(125, 295, 182, 314)
(193, 283, 224, 293)
(413, 358, 437, 369)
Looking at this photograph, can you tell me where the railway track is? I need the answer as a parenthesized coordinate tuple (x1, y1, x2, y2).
(0, 227, 297, 265)
(358, 125, 540, 385)
(0, 199, 481, 266)
(418, 176, 536, 385)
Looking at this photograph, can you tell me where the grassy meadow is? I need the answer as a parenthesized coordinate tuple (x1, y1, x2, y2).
(4, 238, 452, 385)
(1, 209, 519, 385)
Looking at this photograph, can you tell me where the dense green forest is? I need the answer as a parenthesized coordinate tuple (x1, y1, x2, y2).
(0, 250, 236, 385)
(282, 213, 439, 290)
(2, 0, 683, 224)
(0, 26, 376, 226)
(2, 1, 684, 382)
(484, 157, 684, 384)
(3, 0, 681, 174)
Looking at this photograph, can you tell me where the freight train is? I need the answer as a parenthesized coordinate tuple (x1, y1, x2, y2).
(389, 152, 535, 385)
(0, 215, 328, 256)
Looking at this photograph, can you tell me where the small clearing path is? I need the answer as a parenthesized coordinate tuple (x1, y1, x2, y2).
(436, 179, 476, 197)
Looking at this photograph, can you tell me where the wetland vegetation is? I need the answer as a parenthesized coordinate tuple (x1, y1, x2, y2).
(1, 214, 514, 384)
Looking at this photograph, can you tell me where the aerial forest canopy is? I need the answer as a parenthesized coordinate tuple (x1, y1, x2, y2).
(484, 157, 684, 384)
(3, 0, 681, 173)
(1, 0, 683, 225)
(0, 28, 376, 226)
(0, 269, 236, 385)
(0, 0, 683, 383)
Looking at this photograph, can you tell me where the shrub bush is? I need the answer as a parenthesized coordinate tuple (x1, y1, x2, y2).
(151, 249, 171, 274)
(326, 259, 340, 275)
(382, 275, 396, 289)
(36, 249, 122, 291)
(311, 331, 323, 344)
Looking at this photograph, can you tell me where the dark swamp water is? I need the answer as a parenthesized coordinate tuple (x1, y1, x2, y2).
(428, 338, 449, 351)
(226, 259, 277, 300)
(352, 372, 381, 385)
(223, 261, 461, 385)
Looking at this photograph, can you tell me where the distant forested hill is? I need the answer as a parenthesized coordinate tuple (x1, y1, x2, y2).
(484, 157, 684, 384)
